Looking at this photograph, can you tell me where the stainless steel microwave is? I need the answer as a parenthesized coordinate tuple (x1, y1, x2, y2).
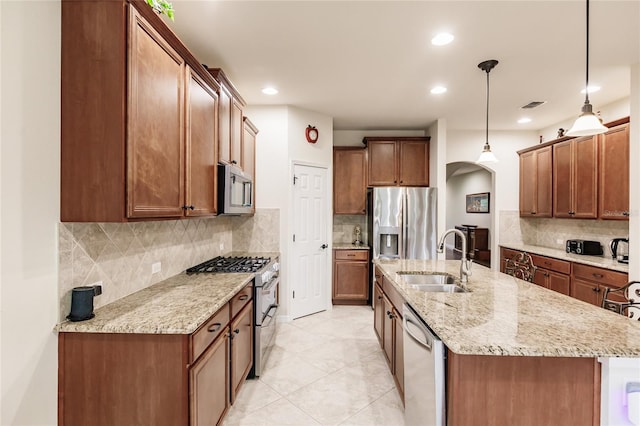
(218, 163, 253, 215)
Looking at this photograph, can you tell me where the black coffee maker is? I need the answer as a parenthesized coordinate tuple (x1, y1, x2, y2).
(67, 285, 102, 321)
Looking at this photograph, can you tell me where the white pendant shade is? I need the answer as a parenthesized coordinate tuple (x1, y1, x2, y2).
(566, 109, 608, 137)
(476, 145, 499, 164)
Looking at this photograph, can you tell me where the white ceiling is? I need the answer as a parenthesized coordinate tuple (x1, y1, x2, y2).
(167, 1, 640, 131)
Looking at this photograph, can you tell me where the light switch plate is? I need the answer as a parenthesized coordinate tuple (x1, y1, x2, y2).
(219, 243, 224, 251)
(152, 262, 161, 274)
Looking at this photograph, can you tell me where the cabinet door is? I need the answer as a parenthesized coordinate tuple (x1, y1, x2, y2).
(553, 140, 573, 218)
(373, 284, 384, 345)
(533, 268, 549, 288)
(218, 84, 232, 164)
(190, 329, 229, 426)
(519, 151, 537, 216)
(535, 146, 553, 217)
(230, 301, 253, 403)
(547, 271, 570, 295)
(570, 278, 600, 306)
(333, 148, 367, 214)
(242, 120, 257, 179)
(573, 136, 598, 218)
(230, 99, 243, 167)
(599, 123, 629, 220)
(399, 141, 429, 186)
(333, 260, 368, 302)
(382, 295, 394, 367)
(393, 308, 404, 401)
(127, 8, 185, 218)
(185, 67, 218, 217)
(368, 141, 398, 186)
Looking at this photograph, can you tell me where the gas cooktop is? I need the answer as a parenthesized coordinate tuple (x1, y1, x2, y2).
(186, 256, 271, 274)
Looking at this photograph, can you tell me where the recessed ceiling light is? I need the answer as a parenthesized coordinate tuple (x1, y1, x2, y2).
(431, 33, 454, 46)
(261, 87, 278, 95)
(430, 86, 447, 94)
(580, 85, 601, 94)
(518, 117, 532, 124)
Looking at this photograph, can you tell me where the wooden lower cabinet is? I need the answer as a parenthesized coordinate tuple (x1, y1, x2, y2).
(332, 249, 370, 304)
(373, 267, 405, 403)
(190, 329, 230, 426)
(447, 352, 601, 426)
(59, 284, 254, 426)
(231, 301, 253, 404)
(533, 268, 571, 295)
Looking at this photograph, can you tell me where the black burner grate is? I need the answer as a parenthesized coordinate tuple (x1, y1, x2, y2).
(186, 256, 270, 274)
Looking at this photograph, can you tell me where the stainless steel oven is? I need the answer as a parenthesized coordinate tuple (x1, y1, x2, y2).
(252, 259, 279, 377)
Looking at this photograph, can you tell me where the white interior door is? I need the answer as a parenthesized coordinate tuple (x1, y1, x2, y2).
(291, 164, 329, 319)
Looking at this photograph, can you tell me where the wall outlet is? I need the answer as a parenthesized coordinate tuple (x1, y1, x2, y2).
(219, 243, 224, 251)
(152, 262, 161, 274)
(556, 239, 564, 245)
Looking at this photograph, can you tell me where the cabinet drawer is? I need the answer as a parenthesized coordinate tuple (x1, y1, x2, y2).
(231, 283, 253, 318)
(530, 254, 570, 275)
(501, 248, 522, 261)
(334, 250, 369, 261)
(191, 303, 230, 362)
(572, 263, 628, 286)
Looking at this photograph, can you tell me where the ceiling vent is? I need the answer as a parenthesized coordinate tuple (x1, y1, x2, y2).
(521, 101, 547, 109)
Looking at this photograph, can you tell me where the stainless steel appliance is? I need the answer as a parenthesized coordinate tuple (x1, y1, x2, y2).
(368, 187, 437, 260)
(609, 238, 630, 263)
(565, 239, 603, 255)
(218, 163, 253, 215)
(403, 303, 446, 426)
(186, 255, 280, 377)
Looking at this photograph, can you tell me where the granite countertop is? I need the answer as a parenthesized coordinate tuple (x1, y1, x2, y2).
(56, 251, 281, 335)
(375, 259, 640, 358)
(333, 243, 370, 250)
(57, 272, 253, 334)
(500, 243, 628, 274)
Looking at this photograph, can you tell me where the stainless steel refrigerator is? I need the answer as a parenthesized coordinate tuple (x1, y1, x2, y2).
(367, 187, 437, 260)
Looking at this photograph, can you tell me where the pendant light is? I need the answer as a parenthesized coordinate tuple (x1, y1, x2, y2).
(476, 59, 499, 164)
(566, 0, 607, 137)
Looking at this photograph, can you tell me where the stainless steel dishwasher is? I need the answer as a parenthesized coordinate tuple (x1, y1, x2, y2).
(403, 303, 446, 426)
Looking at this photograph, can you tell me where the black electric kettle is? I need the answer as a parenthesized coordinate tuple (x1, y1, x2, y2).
(67, 285, 102, 321)
(609, 238, 629, 263)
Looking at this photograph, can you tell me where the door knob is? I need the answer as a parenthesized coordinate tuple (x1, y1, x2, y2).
(320, 244, 328, 249)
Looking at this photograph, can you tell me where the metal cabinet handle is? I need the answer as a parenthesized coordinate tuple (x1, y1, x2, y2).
(544, 261, 551, 266)
(207, 323, 222, 333)
(531, 211, 537, 215)
(347, 254, 356, 257)
(623, 211, 630, 217)
(592, 287, 599, 292)
(592, 273, 604, 279)
(233, 328, 240, 334)
(231, 160, 238, 164)
(239, 295, 249, 301)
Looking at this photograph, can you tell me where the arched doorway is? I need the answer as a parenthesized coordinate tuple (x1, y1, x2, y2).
(445, 161, 495, 268)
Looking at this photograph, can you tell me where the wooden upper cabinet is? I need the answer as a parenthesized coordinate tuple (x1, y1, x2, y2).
(217, 84, 232, 164)
(185, 66, 218, 217)
(333, 148, 367, 214)
(207, 68, 246, 169)
(60, 1, 222, 222)
(127, 7, 185, 218)
(365, 137, 430, 187)
(599, 122, 630, 220)
(399, 141, 429, 186)
(242, 118, 258, 180)
(367, 140, 398, 186)
(519, 146, 552, 217)
(553, 136, 598, 219)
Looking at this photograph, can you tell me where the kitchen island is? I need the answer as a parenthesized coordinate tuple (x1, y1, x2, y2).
(374, 259, 640, 426)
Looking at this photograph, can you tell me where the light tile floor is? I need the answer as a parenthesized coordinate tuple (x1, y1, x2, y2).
(223, 306, 405, 426)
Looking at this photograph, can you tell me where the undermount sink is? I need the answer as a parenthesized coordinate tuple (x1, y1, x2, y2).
(408, 283, 468, 293)
(398, 272, 469, 293)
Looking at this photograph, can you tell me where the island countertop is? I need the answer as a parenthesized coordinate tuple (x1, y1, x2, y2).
(375, 259, 640, 358)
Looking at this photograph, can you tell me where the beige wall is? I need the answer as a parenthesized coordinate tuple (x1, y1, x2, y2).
(1, 1, 60, 423)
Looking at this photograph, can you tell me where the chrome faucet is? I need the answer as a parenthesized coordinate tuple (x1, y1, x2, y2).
(437, 229, 472, 284)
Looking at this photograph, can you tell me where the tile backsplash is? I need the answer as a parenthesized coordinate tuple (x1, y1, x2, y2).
(333, 215, 367, 244)
(59, 209, 279, 321)
(499, 210, 628, 252)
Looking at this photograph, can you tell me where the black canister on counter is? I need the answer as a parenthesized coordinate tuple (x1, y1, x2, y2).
(67, 285, 102, 321)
